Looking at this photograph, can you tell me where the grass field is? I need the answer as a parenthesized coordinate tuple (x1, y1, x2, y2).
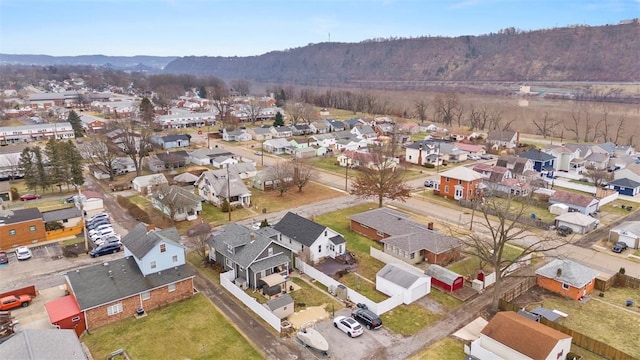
(381, 303, 441, 336)
(82, 294, 262, 360)
(338, 272, 388, 302)
(289, 277, 344, 312)
(409, 337, 465, 360)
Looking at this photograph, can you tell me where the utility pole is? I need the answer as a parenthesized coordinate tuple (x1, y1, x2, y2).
(345, 161, 349, 192)
(78, 186, 89, 254)
(226, 164, 231, 222)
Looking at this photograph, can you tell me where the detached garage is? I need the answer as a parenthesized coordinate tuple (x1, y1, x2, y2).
(554, 212, 598, 234)
(425, 265, 464, 292)
(376, 263, 431, 304)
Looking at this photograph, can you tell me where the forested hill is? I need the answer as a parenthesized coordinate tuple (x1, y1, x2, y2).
(163, 23, 640, 84)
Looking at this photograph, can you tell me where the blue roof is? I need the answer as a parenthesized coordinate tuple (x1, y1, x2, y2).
(518, 149, 555, 162)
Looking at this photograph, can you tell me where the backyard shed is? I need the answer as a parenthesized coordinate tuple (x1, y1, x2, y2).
(425, 265, 464, 292)
(263, 294, 294, 319)
(376, 263, 431, 304)
(548, 203, 569, 215)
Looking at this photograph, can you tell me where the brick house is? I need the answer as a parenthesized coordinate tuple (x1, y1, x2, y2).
(434, 167, 484, 200)
(535, 259, 598, 300)
(349, 208, 462, 266)
(0, 208, 46, 249)
(64, 223, 194, 331)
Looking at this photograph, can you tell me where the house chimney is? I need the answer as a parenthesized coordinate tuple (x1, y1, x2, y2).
(146, 224, 156, 232)
(556, 268, 562, 277)
(516, 131, 520, 147)
(427, 222, 434, 230)
(250, 232, 256, 243)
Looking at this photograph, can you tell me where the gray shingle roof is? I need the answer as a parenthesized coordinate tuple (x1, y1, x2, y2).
(121, 223, 182, 260)
(210, 223, 288, 269)
(42, 207, 82, 222)
(0, 208, 42, 225)
(330, 235, 345, 245)
(273, 212, 327, 247)
(0, 329, 88, 360)
(249, 253, 290, 273)
(349, 208, 411, 236)
(66, 256, 193, 310)
(377, 263, 421, 289)
(162, 134, 190, 142)
(425, 264, 462, 285)
(264, 293, 293, 311)
(381, 231, 462, 255)
(519, 149, 555, 162)
(535, 259, 598, 288)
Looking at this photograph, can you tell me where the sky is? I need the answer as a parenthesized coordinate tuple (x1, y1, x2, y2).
(1, 0, 639, 57)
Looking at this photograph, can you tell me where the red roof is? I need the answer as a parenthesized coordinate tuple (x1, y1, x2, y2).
(44, 295, 81, 323)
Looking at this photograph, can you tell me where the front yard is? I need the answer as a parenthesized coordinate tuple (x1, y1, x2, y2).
(82, 294, 262, 360)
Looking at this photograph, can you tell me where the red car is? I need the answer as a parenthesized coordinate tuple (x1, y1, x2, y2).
(0, 294, 32, 310)
(19, 194, 41, 201)
(0, 251, 8, 264)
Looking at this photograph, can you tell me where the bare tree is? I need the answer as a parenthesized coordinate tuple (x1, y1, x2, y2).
(565, 109, 582, 142)
(454, 103, 466, 128)
(351, 144, 412, 208)
(582, 111, 592, 143)
(110, 120, 152, 176)
(154, 184, 196, 224)
(433, 93, 459, 126)
(292, 159, 316, 192)
(584, 165, 613, 187)
(78, 136, 118, 180)
(532, 112, 556, 138)
(265, 161, 294, 196)
(414, 99, 429, 124)
(454, 195, 570, 311)
(185, 222, 213, 261)
(230, 79, 251, 96)
(246, 98, 263, 124)
(614, 115, 627, 145)
(488, 109, 503, 131)
(208, 82, 237, 130)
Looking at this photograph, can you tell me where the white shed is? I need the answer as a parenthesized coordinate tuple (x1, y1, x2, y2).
(376, 263, 431, 304)
(549, 203, 569, 215)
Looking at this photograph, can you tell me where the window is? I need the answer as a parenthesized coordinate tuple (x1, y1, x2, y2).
(168, 283, 176, 292)
(172, 255, 178, 263)
(160, 244, 166, 253)
(150, 261, 156, 269)
(71, 316, 80, 322)
(29, 225, 37, 232)
(561, 283, 570, 290)
(444, 186, 449, 193)
(107, 303, 123, 316)
(376, 230, 384, 237)
(445, 177, 450, 182)
(9, 229, 16, 236)
(142, 291, 150, 300)
(458, 179, 462, 185)
(225, 258, 232, 268)
(324, 230, 327, 236)
(227, 244, 233, 254)
(318, 245, 322, 253)
(268, 247, 273, 256)
(410, 252, 415, 259)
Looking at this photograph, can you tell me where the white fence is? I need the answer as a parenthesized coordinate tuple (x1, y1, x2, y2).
(220, 270, 281, 332)
(598, 190, 619, 207)
(295, 257, 403, 315)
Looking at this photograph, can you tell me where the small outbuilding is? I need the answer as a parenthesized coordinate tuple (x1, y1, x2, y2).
(554, 212, 598, 234)
(375, 263, 431, 304)
(44, 295, 85, 337)
(263, 294, 294, 319)
(425, 264, 464, 292)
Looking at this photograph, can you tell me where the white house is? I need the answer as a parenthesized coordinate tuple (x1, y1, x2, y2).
(469, 311, 572, 360)
(375, 263, 431, 304)
(131, 174, 169, 194)
(76, 190, 104, 214)
(121, 223, 186, 276)
(195, 169, 252, 207)
(273, 212, 346, 264)
(151, 185, 202, 222)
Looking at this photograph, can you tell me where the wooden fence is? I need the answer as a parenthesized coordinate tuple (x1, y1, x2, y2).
(499, 276, 537, 302)
(616, 273, 640, 289)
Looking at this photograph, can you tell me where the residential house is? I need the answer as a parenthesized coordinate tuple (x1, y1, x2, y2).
(543, 145, 580, 172)
(0, 208, 46, 248)
(208, 223, 293, 290)
(86, 156, 136, 180)
(311, 133, 337, 149)
(0, 181, 12, 202)
(0, 122, 75, 144)
(42, 207, 83, 233)
(535, 259, 598, 300)
(222, 128, 252, 142)
(455, 142, 485, 157)
(131, 174, 169, 194)
(554, 212, 598, 234)
(329, 120, 346, 132)
(270, 126, 293, 138)
(350, 124, 377, 140)
(80, 116, 105, 134)
(585, 152, 610, 170)
(263, 138, 292, 154)
(496, 155, 535, 180)
(349, 208, 462, 266)
(273, 212, 346, 264)
(518, 149, 555, 177)
(151, 185, 202, 222)
(252, 167, 294, 191)
(210, 154, 239, 169)
(188, 148, 236, 166)
(335, 138, 367, 152)
(469, 311, 572, 360)
(0, 329, 88, 359)
(0, 143, 28, 180)
(404, 140, 441, 166)
(309, 120, 330, 134)
(337, 150, 397, 171)
(250, 127, 273, 141)
(609, 221, 640, 249)
(375, 263, 431, 304)
(487, 130, 518, 149)
(105, 129, 145, 152)
(195, 169, 252, 207)
(399, 122, 421, 135)
(496, 178, 534, 196)
(614, 164, 640, 184)
(64, 223, 194, 330)
(434, 167, 484, 200)
(291, 124, 312, 136)
(548, 190, 599, 215)
(150, 134, 190, 150)
(145, 151, 189, 172)
(606, 178, 640, 196)
(294, 146, 316, 159)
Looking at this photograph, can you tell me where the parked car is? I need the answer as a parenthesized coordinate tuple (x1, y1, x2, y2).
(333, 316, 363, 338)
(424, 179, 435, 188)
(15, 246, 32, 260)
(612, 241, 628, 253)
(0, 251, 8, 264)
(87, 212, 109, 223)
(351, 303, 383, 330)
(480, 154, 493, 160)
(556, 225, 573, 237)
(88, 223, 113, 234)
(254, 151, 263, 155)
(64, 196, 76, 203)
(19, 193, 41, 201)
(468, 154, 481, 160)
(87, 220, 110, 230)
(90, 242, 123, 258)
(94, 235, 121, 247)
(90, 229, 116, 241)
(0, 294, 33, 310)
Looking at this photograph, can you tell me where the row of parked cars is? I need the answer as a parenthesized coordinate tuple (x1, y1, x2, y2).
(85, 212, 123, 258)
(333, 303, 383, 338)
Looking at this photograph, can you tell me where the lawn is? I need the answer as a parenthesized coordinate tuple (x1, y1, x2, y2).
(427, 288, 463, 311)
(534, 291, 640, 358)
(289, 277, 344, 312)
(337, 272, 388, 302)
(380, 303, 441, 336)
(82, 294, 262, 360)
(409, 337, 465, 360)
(186, 250, 220, 285)
(314, 203, 387, 280)
(447, 244, 525, 276)
(249, 182, 344, 215)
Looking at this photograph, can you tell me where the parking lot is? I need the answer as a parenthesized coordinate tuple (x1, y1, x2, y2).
(311, 308, 400, 360)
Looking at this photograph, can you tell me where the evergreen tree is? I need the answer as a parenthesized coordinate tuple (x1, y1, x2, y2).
(67, 110, 84, 138)
(19, 148, 37, 192)
(139, 97, 155, 125)
(64, 141, 85, 187)
(33, 147, 48, 193)
(221, 198, 231, 213)
(45, 139, 66, 192)
(198, 85, 207, 99)
(273, 111, 284, 126)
